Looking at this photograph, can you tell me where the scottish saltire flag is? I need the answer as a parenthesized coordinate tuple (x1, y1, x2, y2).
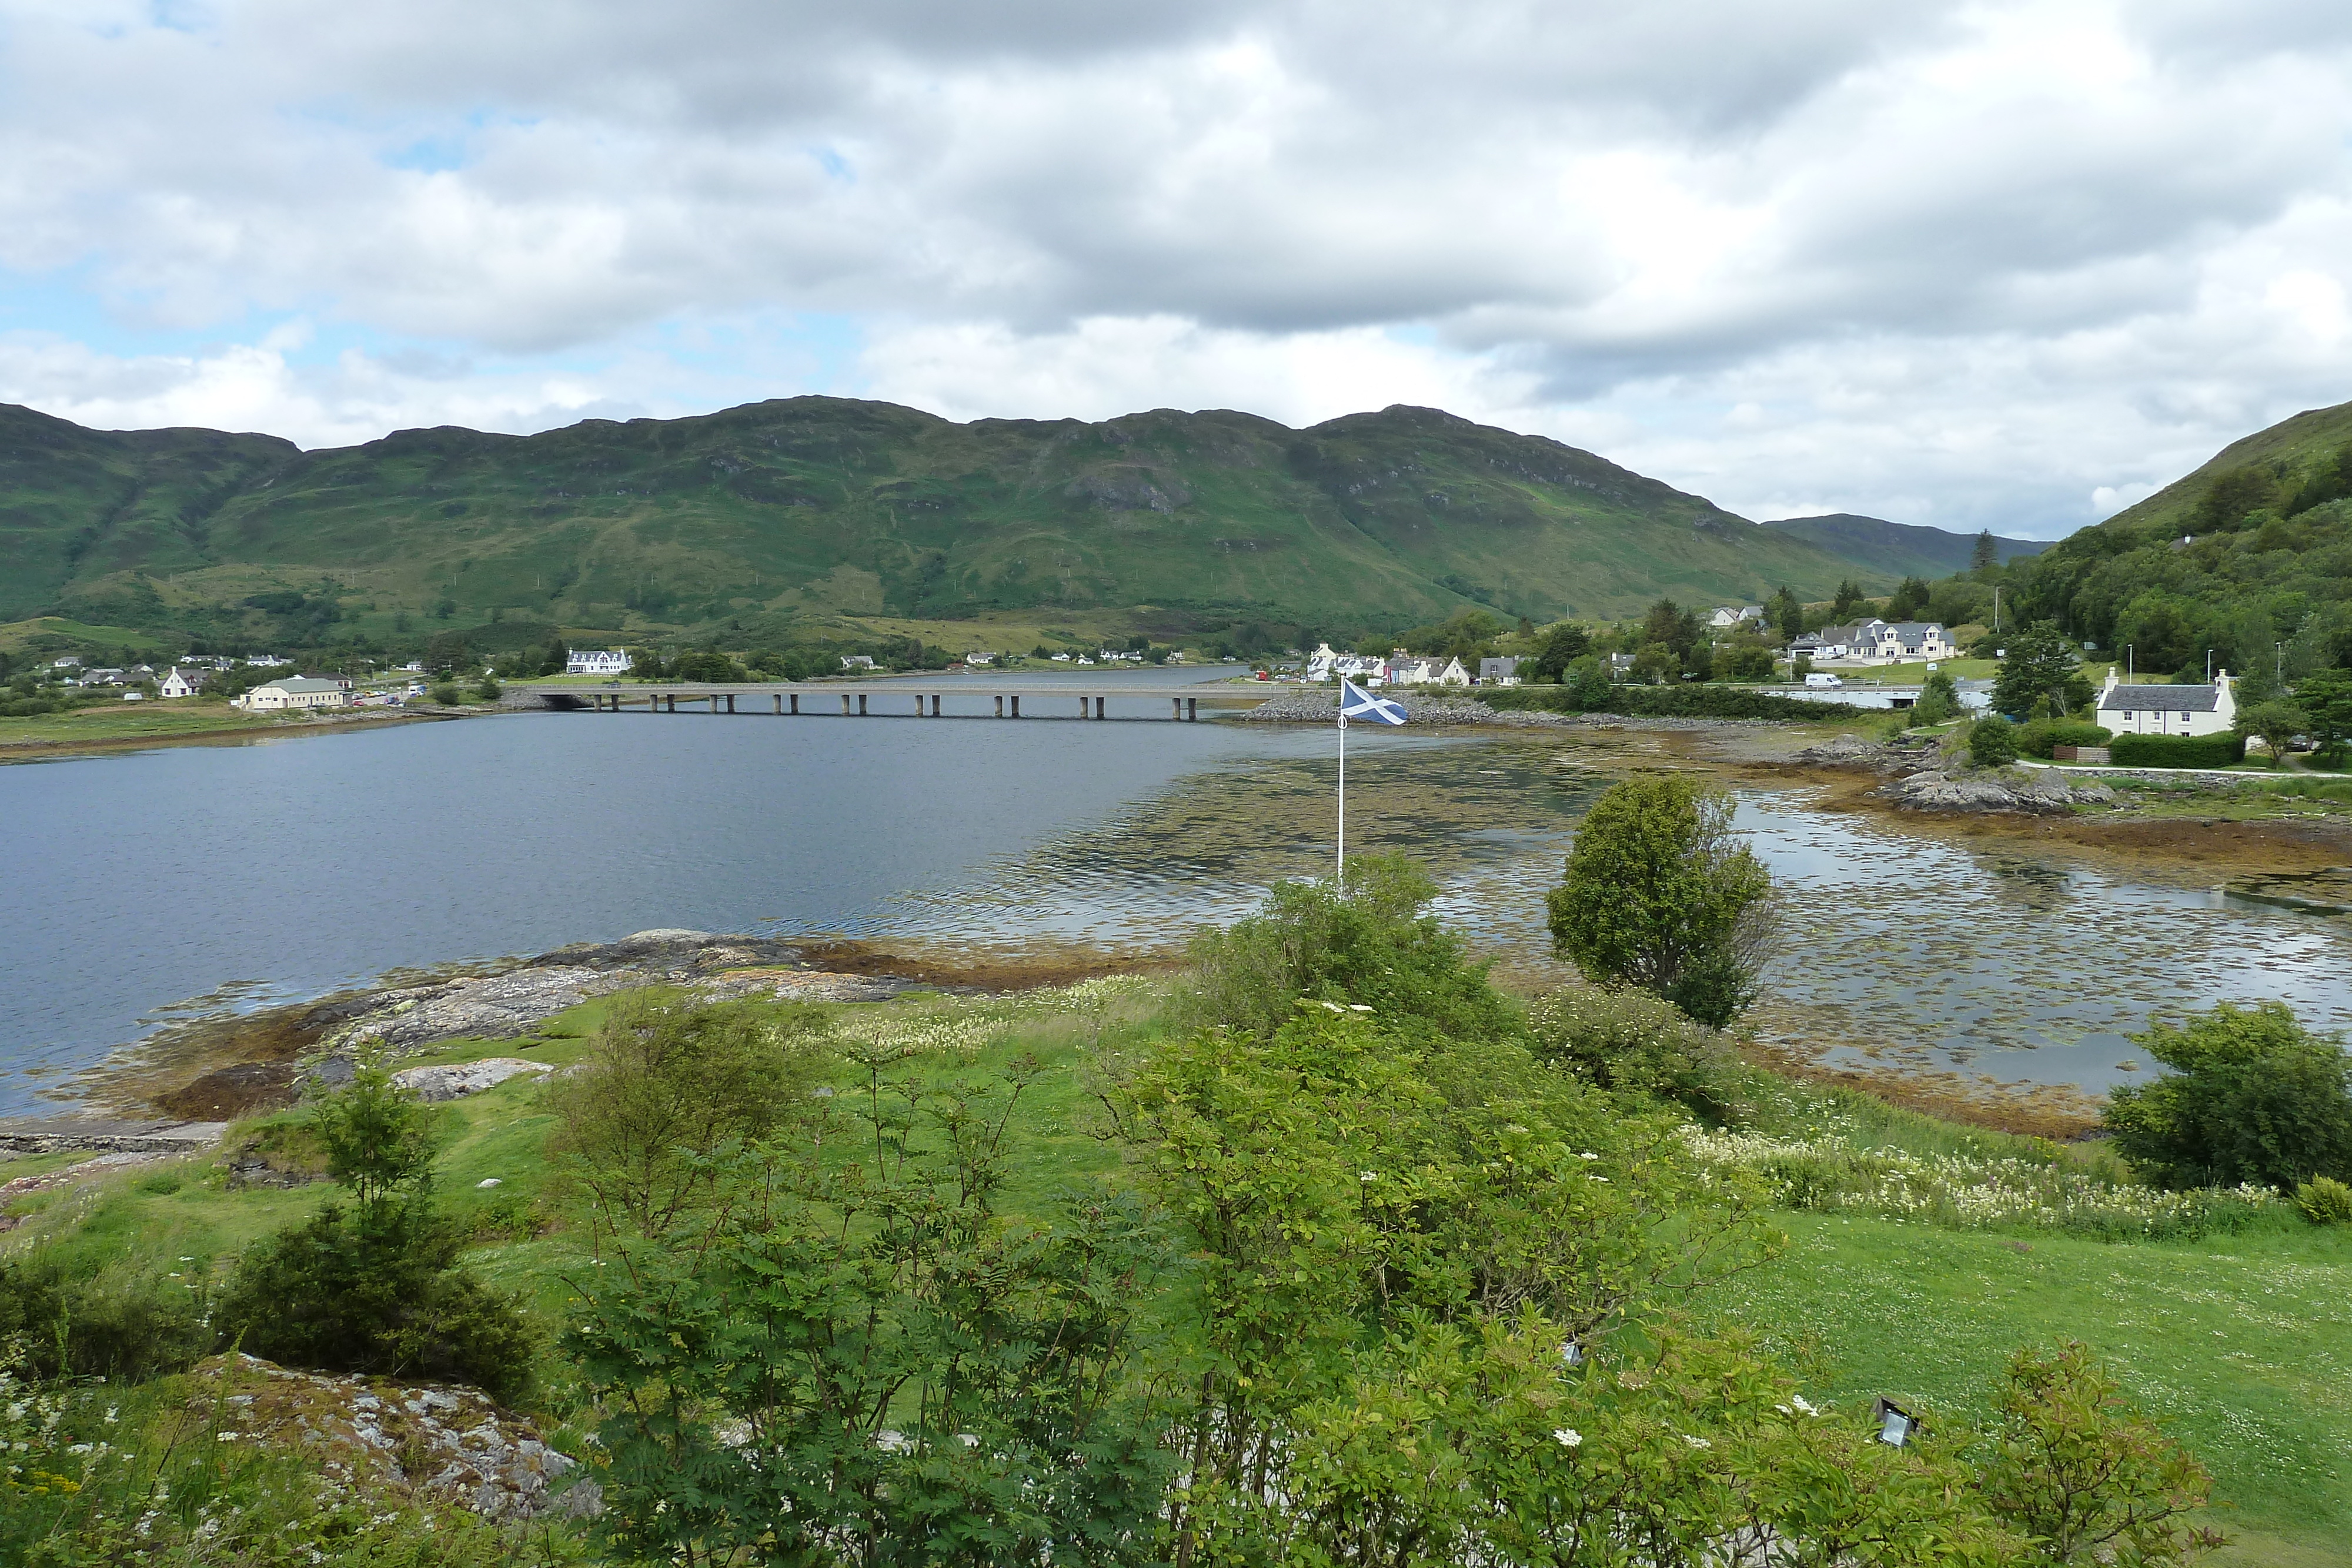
(1340, 678, 1407, 725)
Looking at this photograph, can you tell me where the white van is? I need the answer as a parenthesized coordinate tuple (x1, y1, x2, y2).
(1803, 672, 1844, 689)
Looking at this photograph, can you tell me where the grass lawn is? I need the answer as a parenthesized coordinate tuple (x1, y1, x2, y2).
(0, 700, 290, 748)
(1698, 1211, 2352, 1565)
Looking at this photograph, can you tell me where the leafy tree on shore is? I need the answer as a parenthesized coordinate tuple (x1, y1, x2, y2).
(2232, 699, 2308, 768)
(1546, 775, 1776, 1027)
(1524, 620, 1592, 683)
(2104, 1001, 2352, 1191)
(2295, 667, 2352, 767)
(1969, 715, 2020, 768)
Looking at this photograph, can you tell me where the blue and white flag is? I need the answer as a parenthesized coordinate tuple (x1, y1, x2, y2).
(1340, 678, 1407, 726)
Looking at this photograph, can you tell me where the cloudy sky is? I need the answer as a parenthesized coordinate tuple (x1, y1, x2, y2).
(5, 0, 2351, 536)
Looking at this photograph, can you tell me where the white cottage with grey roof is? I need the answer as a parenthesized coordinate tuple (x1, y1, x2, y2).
(2096, 669, 2236, 737)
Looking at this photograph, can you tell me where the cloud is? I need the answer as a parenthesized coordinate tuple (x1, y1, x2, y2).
(2, 0, 2351, 534)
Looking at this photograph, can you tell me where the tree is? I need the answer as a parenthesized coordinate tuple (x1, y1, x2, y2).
(1913, 669, 1961, 726)
(2232, 699, 2308, 768)
(1525, 621, 1592, 683)
(215, 1061, 537, 1399)
(546, 994, 833, 1242)
(1641, 598, 1700, 661)
(1885, 576, 1933, 620)
(2294, 667, 2352, 767)
(1832, 579, 1865, 620)
(1971, 529, 2000, 573)
(1546, 776, 1776, 1027)
(1770, 585, 1803, 643)
(1968, 716, 2019, 767)
(2104, 1001, 2352, 1191)
(2190, 466, 2278, 533)
(1992, 623, 2085, 717)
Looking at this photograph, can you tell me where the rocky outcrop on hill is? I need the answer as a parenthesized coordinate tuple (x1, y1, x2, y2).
(1875, 767, 2117, 815)
(390, 1057, 553, 1102)
(188, 1354, 599, 1522)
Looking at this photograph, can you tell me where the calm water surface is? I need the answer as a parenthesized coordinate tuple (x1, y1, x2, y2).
(3, 676, 2347, 1115)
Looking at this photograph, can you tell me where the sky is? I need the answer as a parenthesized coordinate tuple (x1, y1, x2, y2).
(5, 1, 2352, 537)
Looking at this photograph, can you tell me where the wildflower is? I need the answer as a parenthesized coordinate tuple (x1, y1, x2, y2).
(1792, 1395, 1818, 1416)
(1348, 1004, 1374, 1013)
(1360, 1172, 1378, 1183)
(1682, 1435, 1711, 1450)
(1553, 1428, 1582, 1447)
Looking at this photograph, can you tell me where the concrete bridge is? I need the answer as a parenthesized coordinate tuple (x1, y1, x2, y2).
(524, 682, 1261, 721)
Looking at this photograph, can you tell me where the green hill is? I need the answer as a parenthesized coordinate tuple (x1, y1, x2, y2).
(1955, 397, 2352, 682)
(1, 397, 1880, 641)
(1760, 513, 2052, 580)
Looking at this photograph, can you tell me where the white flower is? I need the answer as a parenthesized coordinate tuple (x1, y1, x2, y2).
(1348, 1004, 1374, 1013)
(1360, 1172, 1378, 1183)
(1792, 1395, 1819, 1416)
(1578, 1152, 1599, 1161)
(1682, 1435, 1711, 1450)
(1553, 1428, 1582, 1447)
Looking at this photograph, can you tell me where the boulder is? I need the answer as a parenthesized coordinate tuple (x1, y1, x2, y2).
(1875, 767, 2114, 815)
(390, 1057, 553, 1102)
(186, 1353, 599, 1523)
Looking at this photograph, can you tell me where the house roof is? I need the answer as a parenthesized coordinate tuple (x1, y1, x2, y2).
(258, 676, 347, 694)
(2099, 682, 2219, 713)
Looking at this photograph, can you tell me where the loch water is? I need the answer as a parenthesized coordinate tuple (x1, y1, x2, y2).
(3, 674, 2348, 1117)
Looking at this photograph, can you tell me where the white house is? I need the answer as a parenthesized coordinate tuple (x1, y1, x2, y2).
(1708, 606, 1765, 630)
(236, 676, 350, 711)
(566, 649, 632, 676)
(964, 651, 997, 667)
(1810, 618, 1954, 664)
(840, 655, 876, 671)
(1390, 655, 1469, 687)
(243, 653, 292, 668)
(1476, 656, 1522, 686)
(2096, 670, 2237, 737)
(157, 666, 203, 698)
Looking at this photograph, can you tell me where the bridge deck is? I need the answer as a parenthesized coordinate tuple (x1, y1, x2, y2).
(522, 682, 1280, 721)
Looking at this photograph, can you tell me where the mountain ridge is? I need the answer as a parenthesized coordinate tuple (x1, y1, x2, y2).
(1, 396, 1887, 636)
(1759, 513, 2052, 581)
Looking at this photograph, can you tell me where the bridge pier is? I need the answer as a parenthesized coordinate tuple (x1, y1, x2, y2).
(1011, 695, 1021, 717)
(931, 694, 942, 717)
(1187, 697, 1198, 721)
(994, 695, 1005, 717)
(664, 694, 675, 713)
(790, 693, 800, 714)
(726, 694, 737, 714)
(858, 694, 869, 716)
(773, 694, 782, 714)
(1094, 696, 1106, 720)
(840, 694, 851, 716)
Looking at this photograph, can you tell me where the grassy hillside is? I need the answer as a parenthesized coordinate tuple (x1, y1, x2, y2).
(1955, 397, 2352, 682)
(3, 397, 1879, 640)
(1760, 513, 2052, 579)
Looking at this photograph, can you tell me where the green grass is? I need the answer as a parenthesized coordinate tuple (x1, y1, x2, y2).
(1696, 1212, 2352, 1563)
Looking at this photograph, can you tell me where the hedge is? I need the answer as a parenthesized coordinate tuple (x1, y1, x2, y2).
(1484, 684, 1851, 721)
(2107, 732, 2246, 768)
(2016, 718, 2113, 759)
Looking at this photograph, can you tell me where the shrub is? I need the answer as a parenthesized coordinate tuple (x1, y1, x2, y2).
(1910, 671, 1960, 726)
(2296, 1174, 2352, 1224)
(1979, 1342, 2214, 1563)
(2016, 718, 2112, 758)
(2107, 732, 2246, 768)
(544, 992, 834, 1240)
(214, 1061, 539, 1400)
(1186, 854, 1518, 1044)
(1525, 987, 1741, 1121)
(474, 673, 502, 700)
(1546, 776, 1775, 1028)
(1967, 715, 2019, 767)
(428, 680, 463, 705)
(2104, 1001, 2352, 1191)
(0, 1243, 212, 1382)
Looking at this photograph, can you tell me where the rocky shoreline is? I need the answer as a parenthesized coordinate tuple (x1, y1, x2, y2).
(1788, 734, 2117, 814)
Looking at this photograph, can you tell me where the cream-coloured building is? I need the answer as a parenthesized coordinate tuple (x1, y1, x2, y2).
(237, 676, 350, 711)
(2096, 670, 2236, 737)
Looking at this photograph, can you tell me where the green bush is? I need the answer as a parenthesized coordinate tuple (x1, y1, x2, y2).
(1546, 776, 1775, 1028)
(474, 673, 502, 700)
(2107, 732, 2246, 768)
(0, 1243, 213, 1382)
(2015, 718, 2113, 758)
(1967, 715, 2019, 768)
(2104, 1001, 2352, 1191)
(2296, 1174, 2352, 1224)
(1525, 986, 1742, 1122)
(1185, 854, 1519, 1045)
(428, 680, 463, 706)
(213, 1062, 540, 1400)
(544, 992, 834, 1241)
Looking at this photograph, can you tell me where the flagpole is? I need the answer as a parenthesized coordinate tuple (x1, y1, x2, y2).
(1336, 707, 1347, 889)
